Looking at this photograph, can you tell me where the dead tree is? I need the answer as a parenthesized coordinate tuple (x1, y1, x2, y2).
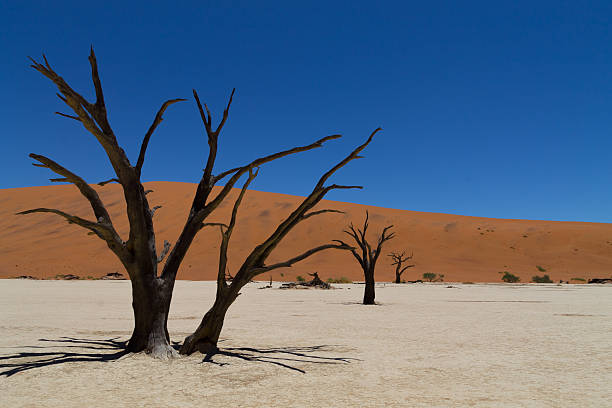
(335, 212, 394, 304)
(180, 130, 380, 355)
(388, 251, 415, 283)
(19, 49, 343, 358)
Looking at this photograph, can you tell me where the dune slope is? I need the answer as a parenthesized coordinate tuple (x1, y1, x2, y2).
(1, 182, 611, 282)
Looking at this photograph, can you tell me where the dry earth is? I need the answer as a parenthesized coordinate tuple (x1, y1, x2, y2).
(1, 280, 610, 407)
(2, 182, 612, 283)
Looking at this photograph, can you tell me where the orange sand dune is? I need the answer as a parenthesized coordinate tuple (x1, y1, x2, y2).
(1, 181, 611, 282)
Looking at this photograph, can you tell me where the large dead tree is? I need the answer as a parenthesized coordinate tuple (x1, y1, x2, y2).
(335, 212, 394, 304)
(388, 251, 415, 283)
(180, 130, 380, 355)
(19, 49, 344, 358)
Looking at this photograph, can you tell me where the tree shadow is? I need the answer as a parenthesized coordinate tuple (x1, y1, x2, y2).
(201, 344, 360, 374)
(1, 338, 360, 377)
(0, 336, 129, 377)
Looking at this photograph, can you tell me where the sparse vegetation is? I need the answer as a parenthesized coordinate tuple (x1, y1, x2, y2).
(326, 277, 352, 283)
(532, 274, 553, 283)
(423, 272, 437, 282)
(571, 277, 586, 282)
(501, 271, 520, 283)
(536, 265, 547, 272)
(296, 275, 305, 282)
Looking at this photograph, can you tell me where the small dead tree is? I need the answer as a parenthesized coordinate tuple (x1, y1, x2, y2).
(388, 251, 415, 283)
(180, 130, 380, 355)
(335, 212, 394, 304)
(19, 49, 343, 358)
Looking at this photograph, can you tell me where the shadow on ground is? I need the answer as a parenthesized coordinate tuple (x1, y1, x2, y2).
(200, 344, 360, 374)
(1, 338, 359, 376)
(0, 337, 129, 377)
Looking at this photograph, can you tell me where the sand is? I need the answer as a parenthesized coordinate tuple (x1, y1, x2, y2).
(1, 280, 610, 407)
(2, 182, 612, 283)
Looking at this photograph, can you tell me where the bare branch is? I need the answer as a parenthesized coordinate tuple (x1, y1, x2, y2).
(16, 207, 98, 230)
(215, 88, 235, 134)
(135, 98, 186, 176)
(250, 243, 354, 275)
(200, 222, 229, 230)
(98, 178, 120, 186)
(49, 178, 69, 183)
(333, 239, 365, 267)
(400, 264, 416, 273)
(301, 209, 344, 220)
(88, 47, 106, 110)
(150, 205, 162, 217)
(314, 128, 381, 190)
(157, 240, 171, 263)
(226, 167, 258, 237)
(234, 131, 382, 282)
(212, 134, 342, 185)
(215, 167, 259, 287)
(55, 112, 81, 121)
(29, 154, 113, 225)
(30, 54, 110, 145)
(213, 166, 242, 182)
(193, 89, 211, 133)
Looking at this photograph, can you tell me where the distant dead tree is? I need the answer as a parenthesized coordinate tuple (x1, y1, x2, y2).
(388, 251, 415, 283)
(180, 131, 379, 354)
(335, 212, 394, 304)
(19, 49, 360, 358)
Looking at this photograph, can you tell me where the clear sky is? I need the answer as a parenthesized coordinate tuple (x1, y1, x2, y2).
(2, 1, 612, 222)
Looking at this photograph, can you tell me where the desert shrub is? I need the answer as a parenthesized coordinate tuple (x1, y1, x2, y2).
(296, 275, 305, 282)
(462, 281, 475, 284)
(501, 271, 520, 283)
(571, 277, 586, 282)
(422, 272, 437, 282)
(326, 277, 352, 284)
(536, 265, 547, 272)
(532, 274, 553, 283)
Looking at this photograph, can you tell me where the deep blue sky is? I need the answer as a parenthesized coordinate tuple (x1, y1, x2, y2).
(2, 1, 612, 222)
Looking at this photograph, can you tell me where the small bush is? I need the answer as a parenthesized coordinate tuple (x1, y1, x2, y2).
(501, 271, 520, 283)
(571, 277, 586, 282)
(423, 272, 437, 282)
(326, 277, 352, 284)
(532, 274, 553, 283)
(536, 265, 547, 272)
(296, 275, 305, 282)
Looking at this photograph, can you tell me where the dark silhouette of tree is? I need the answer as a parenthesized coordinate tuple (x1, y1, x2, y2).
(388, 251, 415, 283)
(180, 131, 380, 355)
(334, 212, 394, 304)
(19, 49, 351, 358)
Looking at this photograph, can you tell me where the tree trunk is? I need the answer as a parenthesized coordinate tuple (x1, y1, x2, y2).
(363, 267, 376, 305)
(126, 274, 177, 359)
(394, 271, 401, 284)
(179, 285, 240, 355)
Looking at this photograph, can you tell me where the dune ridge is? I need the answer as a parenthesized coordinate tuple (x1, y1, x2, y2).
(1, 181, 611, 283)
